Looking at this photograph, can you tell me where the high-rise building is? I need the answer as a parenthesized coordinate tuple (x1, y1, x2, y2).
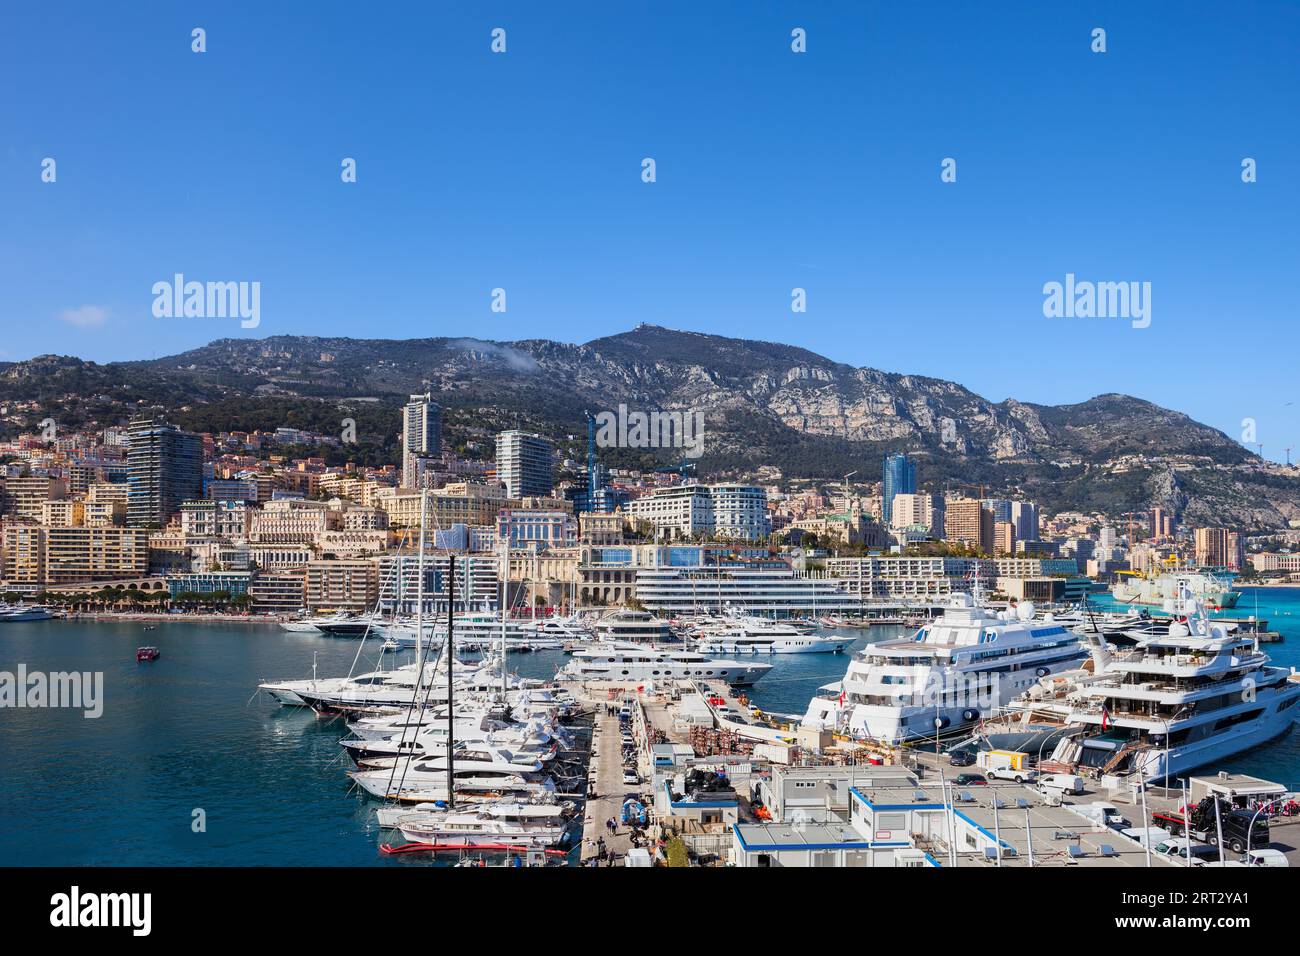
(401, 392, 442, 489)
(495, 430, 554, 498)
(980, 498, 1012, 524)
(1195, 527, 1242, 570)
(127, 416, 203, 528)
(890, 492, 944, 537)
(0, 476, 67, 520)
(944, 497, 994, 554)
(881, 454, 916, 525)
(1150, 506, 1173, 542)
(1010, 501, 1039, 542)
(993, 520, 1016, 555)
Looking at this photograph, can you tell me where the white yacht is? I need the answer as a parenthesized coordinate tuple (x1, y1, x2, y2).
(295, 661, 543, 714)
(692, 616, 849, 655)
(259, 662, 425, 707)
(801, 594, 1088, 744)
(393, 803, 570, 848)
(349, 744, 554, 802)
(559, 642, 772, 686)
(379, 612, 559, 650)
(519, 616, 594, 641)
(0, 603, 57, 622)
(277, 612, 356, 633)
(592, 610, 675, 643)
(342, 713, 566, 766)
(1052, 606, 1150, 643)
(1043, 595, 1300, 781)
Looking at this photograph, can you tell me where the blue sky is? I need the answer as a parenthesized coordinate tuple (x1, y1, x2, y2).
(1, 2, 1297, 460)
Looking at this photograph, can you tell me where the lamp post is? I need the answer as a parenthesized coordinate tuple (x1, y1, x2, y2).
(1246, 802, 1272, 858)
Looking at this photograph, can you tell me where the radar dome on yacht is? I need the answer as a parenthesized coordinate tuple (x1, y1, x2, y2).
(1210, 624, 1229, 640)
(1168, 621, 1190, 638)
(1017, 601, 1035, 621)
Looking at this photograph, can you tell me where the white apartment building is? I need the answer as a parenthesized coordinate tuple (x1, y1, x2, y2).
(889, 492, 943, 536)
(180, 500, 252, 540)
(495, 430, 554, 498)
(826, 556, 1085, 602)
(249, 499, 338, 545)
(709, 485, 770, 540)
(826, 556, 989, 600)
(628, 484, 770, 542)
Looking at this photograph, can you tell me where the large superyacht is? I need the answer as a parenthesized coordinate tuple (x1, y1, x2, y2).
(1041, 594, 1300, 781)
(801, 588, 1087, 744)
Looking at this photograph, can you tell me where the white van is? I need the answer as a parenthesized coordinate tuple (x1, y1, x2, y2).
(1123, 826, 1172, 848)
(1038, 774, 1085, 795)
(1077, 802, 1127, 827)
(1245, 848, 1289, 867)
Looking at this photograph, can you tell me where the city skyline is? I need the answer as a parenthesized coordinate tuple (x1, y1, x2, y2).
(2, 3, 1298, 461)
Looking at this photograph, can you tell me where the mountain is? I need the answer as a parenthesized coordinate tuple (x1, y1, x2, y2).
(1, 325, 1296, 530)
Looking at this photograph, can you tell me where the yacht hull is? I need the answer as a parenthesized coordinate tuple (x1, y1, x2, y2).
(1133, 712, 1299, 782)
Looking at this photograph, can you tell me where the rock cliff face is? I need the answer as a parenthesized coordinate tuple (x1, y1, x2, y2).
(2, 324, 1296, 529)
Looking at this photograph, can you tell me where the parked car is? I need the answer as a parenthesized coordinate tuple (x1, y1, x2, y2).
(1245, 848, 1289, 867)
(988, 766, 1038, 784)
(954, 773, 987, 786)
(622, 770, 639, 785)
(1153, 838, 1217, 865)
(948, 750, 976, 767)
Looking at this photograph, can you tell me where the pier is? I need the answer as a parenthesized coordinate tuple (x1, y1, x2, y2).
(578, 690, 639, 865)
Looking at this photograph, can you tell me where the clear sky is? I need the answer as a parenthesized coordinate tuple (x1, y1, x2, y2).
(1, 2, 1297, 460)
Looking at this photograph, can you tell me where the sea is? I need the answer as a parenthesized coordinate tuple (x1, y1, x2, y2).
(2, 586, 1299, 866)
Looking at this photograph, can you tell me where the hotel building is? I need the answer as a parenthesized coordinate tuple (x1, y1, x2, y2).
(628, 484, 769, 542)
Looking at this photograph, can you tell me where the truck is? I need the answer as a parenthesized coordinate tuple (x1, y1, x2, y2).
(1151, 797, 1270, 855)
(1075, 802, 1127, 828)
(988, 766, 1038, 784)
(977, 749, 1030, 773)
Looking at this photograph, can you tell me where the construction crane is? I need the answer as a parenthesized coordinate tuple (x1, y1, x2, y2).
(945, 479, 987, 500)
(1116, 511, 1145, 547)
(841, 470, 858, 513)
(655, 456, 697, 481)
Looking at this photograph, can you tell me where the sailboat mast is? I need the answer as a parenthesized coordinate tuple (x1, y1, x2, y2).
(414, 489, 427, 664)
(447, 553, 456, 811)
(500, 536, 508, 701)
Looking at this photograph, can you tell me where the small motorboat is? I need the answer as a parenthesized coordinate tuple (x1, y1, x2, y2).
(143, 625, 157, 632)
(136, 646, 160, 663)
(380, 639, 400, 652)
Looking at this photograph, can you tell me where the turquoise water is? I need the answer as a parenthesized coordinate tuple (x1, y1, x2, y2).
(1, 593, 1297, 865)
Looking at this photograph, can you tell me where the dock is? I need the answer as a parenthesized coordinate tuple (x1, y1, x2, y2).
(577, 692, 638, 865)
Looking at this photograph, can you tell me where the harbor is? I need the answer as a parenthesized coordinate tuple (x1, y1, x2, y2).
(3, 584, 1300, 867)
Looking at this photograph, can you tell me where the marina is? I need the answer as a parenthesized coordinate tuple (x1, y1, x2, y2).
(4, 585, 1300, 867)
